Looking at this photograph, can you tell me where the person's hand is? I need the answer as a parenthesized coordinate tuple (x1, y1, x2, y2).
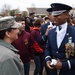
(55, 59, 62, 70)
(45, 27, 52, 36)
(46, 61, 55, 69)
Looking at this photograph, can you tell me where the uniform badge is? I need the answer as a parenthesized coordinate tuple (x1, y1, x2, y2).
(65, 43, 70, 58)
(65, 37, 75, 58)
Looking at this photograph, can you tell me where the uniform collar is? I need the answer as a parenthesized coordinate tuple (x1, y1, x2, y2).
(56, 22, 68, 32)
(49, 22, 53, 26)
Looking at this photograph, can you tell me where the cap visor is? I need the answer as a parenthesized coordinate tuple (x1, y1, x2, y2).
(52, 10, 66, 16)
(11, 22, 21, 28)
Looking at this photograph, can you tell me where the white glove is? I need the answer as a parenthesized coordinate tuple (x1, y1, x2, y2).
(50, 59, 57, 65)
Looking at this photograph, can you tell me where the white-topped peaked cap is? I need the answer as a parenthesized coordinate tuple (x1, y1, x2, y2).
(51, 3, 72, 16)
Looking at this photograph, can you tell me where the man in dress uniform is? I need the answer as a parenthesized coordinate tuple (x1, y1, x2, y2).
(45, 3, 75, 75)
(40, 8, 54, 44)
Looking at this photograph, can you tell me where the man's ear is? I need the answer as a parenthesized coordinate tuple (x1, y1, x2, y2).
(5, 31, 10, 38)
(65, 12, 70, 19)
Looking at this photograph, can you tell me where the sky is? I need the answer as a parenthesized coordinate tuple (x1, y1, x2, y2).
(0, 0, 75, 11)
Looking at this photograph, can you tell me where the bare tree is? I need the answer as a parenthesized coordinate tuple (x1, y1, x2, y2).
(10, 8, 22, 17)
(22, 11, 28, 17)
(1, 4, 11, 16)
(30, 3, 36, 13)
(14, 8, 20, 14)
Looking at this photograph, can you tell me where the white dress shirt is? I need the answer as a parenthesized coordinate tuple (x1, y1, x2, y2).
(56, 22, 68, 48)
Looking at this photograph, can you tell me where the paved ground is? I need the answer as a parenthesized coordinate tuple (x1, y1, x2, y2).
(29, 63, 35, 75)
(29, 63, 46, 75)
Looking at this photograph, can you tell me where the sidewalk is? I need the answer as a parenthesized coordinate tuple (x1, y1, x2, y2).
(29, 63, 35, 75)
(29, 63, 46, 75)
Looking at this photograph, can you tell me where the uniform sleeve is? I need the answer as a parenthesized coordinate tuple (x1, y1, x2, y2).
(45, 40, 52, 62)
(0, 58, 22, 75)
(44, 31, 52, 62)
(62, 58, 75, 71)
(40, 25, 48, 44)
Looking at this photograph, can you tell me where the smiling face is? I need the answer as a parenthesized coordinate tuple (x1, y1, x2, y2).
(8, 28, 19, 41)
(18, 21, 25, 32)
(3, 28, 20, 43)
(53, 12, 69, 26)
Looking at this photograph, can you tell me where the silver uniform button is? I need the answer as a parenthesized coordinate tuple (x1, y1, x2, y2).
(56, 51, 58, 53)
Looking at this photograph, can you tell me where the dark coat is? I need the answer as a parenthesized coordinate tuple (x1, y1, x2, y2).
(12, 31, 33, 64)
(25, 23, 30, 33)
(30, 27, 44, 56)
(45, 25, 75, 75)
(40, 22, 50, 44)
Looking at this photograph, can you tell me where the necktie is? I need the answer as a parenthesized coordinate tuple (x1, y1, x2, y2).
(52, 22, 54, 26)
(59, 26, 62, 31)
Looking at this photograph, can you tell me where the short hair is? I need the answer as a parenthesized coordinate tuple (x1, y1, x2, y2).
(0, 28, 12, 39)
(44, 17, 50, 21)
(33, 18, 44, 27)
